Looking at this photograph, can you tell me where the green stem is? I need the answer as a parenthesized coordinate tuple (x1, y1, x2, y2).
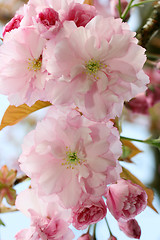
(120, 136, 145, 143)
(93, 223, 97, 240)
(87, 225, 91, 234)
(121, 0, 135, 21)
(131, 0, 157, 8)
(118, 0, 122, 17)
(104, 217, 113, 236)
(120, 136, 160, 149)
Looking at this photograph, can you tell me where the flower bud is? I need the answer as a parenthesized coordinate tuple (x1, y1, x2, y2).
(106, 179, 147, 221)
(118, 219, 141, 239)
(3, 15, 23, 37)
(78, 233, 93, 240)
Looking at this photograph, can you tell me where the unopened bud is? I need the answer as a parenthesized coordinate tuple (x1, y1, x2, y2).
(108, 236, 117, 240)
(78, 233, 93, 240)
(118, 219, 141, 239)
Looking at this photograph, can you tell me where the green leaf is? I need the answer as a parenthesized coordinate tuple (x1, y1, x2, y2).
(0, 218, 5, 226)
(0, 101, 52, 131)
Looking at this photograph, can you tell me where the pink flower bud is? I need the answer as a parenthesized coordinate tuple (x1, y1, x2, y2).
(118, 219, 141, 239)
(38, 8, 59, 28)
(126, 94, 149, 115)
(78, 233, 93, 240)
(72, 198, 107, 230)
(108, 236, 117, 240)
(2, 15, 23, 37)
(64, 3, 96, 27)
(106, 179, 147, 221)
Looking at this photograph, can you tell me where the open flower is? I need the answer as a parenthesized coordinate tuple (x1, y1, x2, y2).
(19, 107, 122, 208)
(106, 179, 147, 221)
(0, 27, 48, 106)
(15, 188, 74, 240)
(45, 16, 149, 121)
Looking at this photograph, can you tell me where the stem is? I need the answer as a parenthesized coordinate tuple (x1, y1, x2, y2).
(14, 175, 29, 186)
(121, 0, 135, 21)
(131, 0, 157, 8)
(146, 59, 157, 66)
(118, 0, 122, 17)
(93, 223, 97, 240)
(104, 217, 113, 236)
(120, 136, 145, 143)
(87, 225, 91, 234)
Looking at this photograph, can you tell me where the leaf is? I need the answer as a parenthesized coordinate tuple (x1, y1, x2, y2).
(0, 218, 5, 226)
(83, 0, 94, 5)
(120, 139, 142, 162)
(120, 167, 158, 213)
(0, 101, 52, 131)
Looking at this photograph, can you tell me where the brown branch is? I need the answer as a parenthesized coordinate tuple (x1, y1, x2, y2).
(137, 1, 160, 48)
(14, 175, 29, 186)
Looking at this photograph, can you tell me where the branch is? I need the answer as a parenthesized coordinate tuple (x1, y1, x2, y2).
(137, 1, 160, 47)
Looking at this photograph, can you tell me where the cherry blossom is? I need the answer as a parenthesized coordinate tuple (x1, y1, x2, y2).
(0, 27, 48, 106)
(106, 179, 147, 221)
(19, 107, 122, 208)
(118, 219, 141, 239)
(15, 188, 74, 240)
(44, 16, 149, 121)
(72, 198, 107, 229)
(2, 15, 23, 37)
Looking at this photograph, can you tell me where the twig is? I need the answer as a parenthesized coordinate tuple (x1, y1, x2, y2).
(137, 1, 160, 47)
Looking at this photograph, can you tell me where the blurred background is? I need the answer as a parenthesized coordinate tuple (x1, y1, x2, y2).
(0, 0, 160, 239)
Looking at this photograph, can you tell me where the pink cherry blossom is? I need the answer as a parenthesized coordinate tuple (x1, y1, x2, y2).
(118, 219, 141, 239)
(106, 179, 147, 221)
(44, 16, 149, 121)
(62, 3, 96, 27)
(108, 236, 117, 240)
(2, 15, 23, 37)
(0, 27, 48, 106)
(15, 189, 74, 240)
(78, 233, 93, 240)
(19, 107, 122, 208)
(72, 198, 107, 229)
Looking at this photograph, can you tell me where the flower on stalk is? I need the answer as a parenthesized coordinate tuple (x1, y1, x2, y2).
(19, 107, 122, 208)
(118, 219, 141, 239)
(106, 179, 147, 221)
(72, 197, 107, 229)
(78, 233, 93, 240)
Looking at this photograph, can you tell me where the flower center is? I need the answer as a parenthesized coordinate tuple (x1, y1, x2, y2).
(85, 59, 102, 76)
(62, 147, 85, 169)
(28, 56, 42, 71)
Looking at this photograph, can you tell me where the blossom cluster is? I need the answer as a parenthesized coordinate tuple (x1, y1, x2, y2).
(0, 0, 149, 239)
